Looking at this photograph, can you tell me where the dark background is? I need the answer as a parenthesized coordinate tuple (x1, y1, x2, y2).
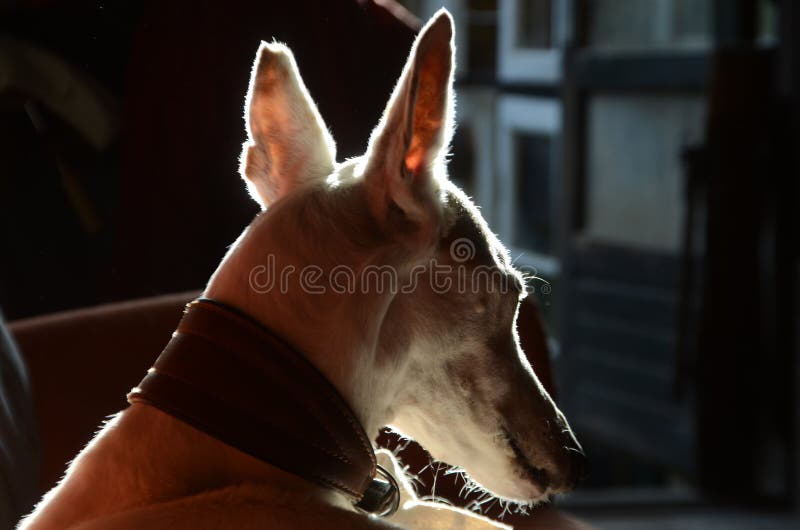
(0, 0, 418, 319)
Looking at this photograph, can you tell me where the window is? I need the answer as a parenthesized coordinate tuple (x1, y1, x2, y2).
(497, 0, 570, 83)
(496, 95, 562, 276)
(586, 0, 712, 51)
(585, 94, 706, 252)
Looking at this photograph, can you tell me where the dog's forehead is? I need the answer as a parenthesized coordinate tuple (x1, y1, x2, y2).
(442, 186, 516, 273)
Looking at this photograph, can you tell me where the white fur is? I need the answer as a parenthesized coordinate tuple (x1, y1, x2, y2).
(19, 9, 580, 530)
(240, 41, 336, 208)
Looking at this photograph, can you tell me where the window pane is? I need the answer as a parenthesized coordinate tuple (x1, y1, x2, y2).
(757, 0, 778, 46)
(449, 125, 477, 198)
(467, 13, 497, 76)
(468, 0, 496, 12)
(585, 94, 706, 253)
(515, 133, 553, 254)
(517, 0, 552, 49)
(587, 0, 712, 51)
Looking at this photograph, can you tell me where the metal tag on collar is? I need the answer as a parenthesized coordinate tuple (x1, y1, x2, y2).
(354, 464, 400, 517)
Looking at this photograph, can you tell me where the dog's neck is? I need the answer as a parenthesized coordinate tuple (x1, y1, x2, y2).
(205, 178, 423, 440)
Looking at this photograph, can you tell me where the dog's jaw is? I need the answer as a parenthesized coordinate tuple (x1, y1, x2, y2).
(387, 404, 552, 505)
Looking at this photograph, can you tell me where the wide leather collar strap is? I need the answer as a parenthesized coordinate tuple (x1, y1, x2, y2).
(127, 298, 398, 515)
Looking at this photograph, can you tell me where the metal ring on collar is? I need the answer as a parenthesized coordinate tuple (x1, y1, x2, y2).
(354, 464, 400, 517)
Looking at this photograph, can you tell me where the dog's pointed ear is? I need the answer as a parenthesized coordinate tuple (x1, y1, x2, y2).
(241, 42, 336, 209)
(364, 9, 455, 246)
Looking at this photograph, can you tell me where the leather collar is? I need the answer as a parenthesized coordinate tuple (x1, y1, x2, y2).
(127, 298, 399, 516)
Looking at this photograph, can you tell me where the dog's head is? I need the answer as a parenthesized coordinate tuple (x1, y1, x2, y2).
(225, 9, 584, 506)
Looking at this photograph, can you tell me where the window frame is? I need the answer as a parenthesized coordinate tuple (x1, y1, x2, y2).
(497, 0, 573, 84)
(496, 94, 563, 277)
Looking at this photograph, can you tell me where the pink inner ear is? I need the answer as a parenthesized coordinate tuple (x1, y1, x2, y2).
(402, 43, 450, 176)
(404, 147, 425, 174)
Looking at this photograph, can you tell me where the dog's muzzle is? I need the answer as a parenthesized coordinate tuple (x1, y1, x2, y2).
(127, 298, 399, 516)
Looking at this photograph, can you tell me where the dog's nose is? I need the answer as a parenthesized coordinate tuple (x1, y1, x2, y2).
(565, 445, 588, 489)
(550, 417, 587, 490)
(546, 442, 586, 493)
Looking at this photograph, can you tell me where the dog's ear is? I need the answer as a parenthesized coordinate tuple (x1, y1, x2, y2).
(241, 42, 336, 209)
(363, 9, 454, 246)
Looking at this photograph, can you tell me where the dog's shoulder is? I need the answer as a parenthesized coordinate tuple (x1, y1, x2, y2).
(67, 483, 404, 530)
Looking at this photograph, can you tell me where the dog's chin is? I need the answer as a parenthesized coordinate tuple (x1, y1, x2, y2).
(466, 466, 550, 506)
(506, 432, 552, 498)
(462, 437, 552, 505)
(392, 422, 550, 504)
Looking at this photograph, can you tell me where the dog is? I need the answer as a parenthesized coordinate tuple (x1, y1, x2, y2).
(19, 9, 584, 530)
